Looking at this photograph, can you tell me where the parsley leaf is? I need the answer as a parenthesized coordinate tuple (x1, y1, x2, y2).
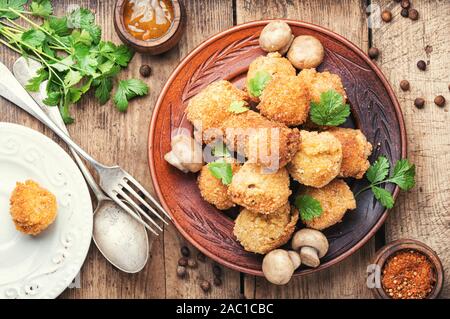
(94, 76, 113, 105)
(64, 69, 82, 87)
(371, 186, 394, 209)
(208, 161, 233, 185)
(21, 29, 46, 48)
(47, 16, 70, 36)
(387, 159, 416, 191)
(30, 0, 53, 17)
(42, 91, 61, 106)
(310, 90, 350, 126)
(0, 0, 27, 19)
(25, 68, 48, 92)
(366, 156, 390, 184)
(294, 195, 323, 221)
(248, 70, 271, 97)
(113, 79, 148, 111)
(67, 7, 94, 29)
(228, 100, 249, 114)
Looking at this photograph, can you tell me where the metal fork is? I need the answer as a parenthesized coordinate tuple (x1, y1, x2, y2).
(0, 61, 171, 235)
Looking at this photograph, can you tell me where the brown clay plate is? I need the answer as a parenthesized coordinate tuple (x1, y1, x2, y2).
(148, 20, 406, 276)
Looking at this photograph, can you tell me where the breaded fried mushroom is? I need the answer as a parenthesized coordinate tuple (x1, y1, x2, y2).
(197, 161, 241, 210)
(234, 203, 299, 254)
(228, 162, 291, 214)
(288, 130, 342, 188)
(247, 52, 296, 99)
(186, 80, 249, 142)
(222, 110, 300, 169)
(10, 180, 57, 235)
(300, 179, 356, 230)
(258, 74, 310, 126)
(328, 127, 372, 179)
(298, 68, 347, 103)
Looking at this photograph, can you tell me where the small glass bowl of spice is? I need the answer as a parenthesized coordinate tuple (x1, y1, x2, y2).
(114, 0, 186, 54)
(372, 239, 444, 299)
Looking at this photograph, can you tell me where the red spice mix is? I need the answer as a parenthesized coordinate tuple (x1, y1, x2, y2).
(381, 250, 436, 299)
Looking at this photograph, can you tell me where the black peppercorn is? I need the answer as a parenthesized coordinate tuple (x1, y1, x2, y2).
(200, 280, 211, 292)
(368, 47, 379, 59)
(213, 265, 222, 277)
(177, 266, 186, 278)
(434, 95, 446, 107)
(181, 246, 190, 257)
(400, 80, 410, 91)
(417, 60, 426, 71)
(414, 98, 425, 109)
(409, 9, 419, 20)
(213, 277, 222, 286)
(139, 64, 152, 77)
(381, 10, 392, 22)
(401, 8, 409, 17)
(401, 0, 410, 9)
(178, 257, 188, 266)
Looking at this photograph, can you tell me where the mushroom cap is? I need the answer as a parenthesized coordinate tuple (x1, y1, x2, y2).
(262, 249, 295, 285)
(300, 246, 320, 268)
(259, 21, 293, 54)
(287, 35, 324, 69)
(291, 228, 329, 258)
(171, 134, 203, 172)
(288, 250, 301, 269)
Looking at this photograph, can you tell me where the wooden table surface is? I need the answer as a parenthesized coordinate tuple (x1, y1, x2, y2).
(0, 0, 448, 299)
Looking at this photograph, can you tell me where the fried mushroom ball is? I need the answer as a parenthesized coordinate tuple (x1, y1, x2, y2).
(186, 80, 249, 142)
(298, 68, 347, 103)
(221, 110, 301, 169)
(197, 161, 241, 210)
(258, 74, 310, 126)
(228, 162, 291, 214)
(10, 180, 58, 235)
(233, 203, 299, 254)
(246, 52, 296, 99)
(300, 179, 356, 230)
(288, 130, 342, 188)
(328, 127, 373, 179)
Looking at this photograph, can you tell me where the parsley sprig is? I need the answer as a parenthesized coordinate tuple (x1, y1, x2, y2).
(310, 90, 350, 126)
(248, 70, 271, 97)
(0, 1, 148, 123)
(356, 156, 416, 208)
(294, 195, 323, 221)
(208, 159, 233, 185)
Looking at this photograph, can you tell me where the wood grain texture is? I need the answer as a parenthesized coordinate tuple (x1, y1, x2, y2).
(371, 0, 450, 298)
(236, 0, 374, 299)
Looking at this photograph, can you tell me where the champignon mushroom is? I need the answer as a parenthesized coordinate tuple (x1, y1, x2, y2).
(164, 133, 203, 173)
(287, 35, 325, 69)
(259, 21, 294, 55)
(262, 249, 301, 285)
(291, 228, 329, 268)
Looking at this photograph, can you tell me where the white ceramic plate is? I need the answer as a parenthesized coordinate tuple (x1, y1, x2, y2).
(0, 122, 92, 299)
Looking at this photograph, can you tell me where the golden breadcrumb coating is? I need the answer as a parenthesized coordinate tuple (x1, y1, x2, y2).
(301, 179, 356, 230)
(328, 127, 372, 179)
(10, 180, 57, 236)
(228, 162, 291, 214)
(258, 74, 310, 126)
(288, 130, 343, 188)
(221, 110, 300, 169)
(247, 52, 296, 99)
(186, 80, 249, 142)
(233, 203, 299, 254)
(298, 68, 347, 103)
(197, 161, 241, 210)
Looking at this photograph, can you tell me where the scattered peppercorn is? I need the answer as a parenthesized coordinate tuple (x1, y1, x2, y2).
(434, 95, 446, 107)
(400, 80, 410, 91)
(177, 266, 187, 278)
(187, 258, 198, 268)
(414, 98, 425, 109)
(368, 47, 379, 59)
(213, 277, 222, 287)
(417, 60, 426, 71)
(181, 246, 190, 257)
(197, 252, 206, 262)
(200, 280, 211, 292)
(213, 265, 222, 277)
(139, 64, 152, 77)
(400, 8, 409, 17)
(408, 9, 419, 20)
(381, 10, 392, 22)
(401, 0, 410, 9)
(178, 257, 188, 266)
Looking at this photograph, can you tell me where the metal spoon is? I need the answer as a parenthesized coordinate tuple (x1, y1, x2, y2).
(13, 57, 149, 273)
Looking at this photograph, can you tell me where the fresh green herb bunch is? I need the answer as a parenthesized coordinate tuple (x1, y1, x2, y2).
(0, 0, 148, 123)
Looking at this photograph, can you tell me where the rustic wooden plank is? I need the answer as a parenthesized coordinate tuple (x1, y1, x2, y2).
(371, 0, 450, 297)
(236, 0, 374, 299)
(164, 0, 242, 299)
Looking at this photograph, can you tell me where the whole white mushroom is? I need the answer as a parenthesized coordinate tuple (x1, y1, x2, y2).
(262, 249, 301, 285)
(291, 228, 329, 268)
(164, 133, 203, 173)
(287, 35, 325, 69)
(259, 21, 294, 55)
